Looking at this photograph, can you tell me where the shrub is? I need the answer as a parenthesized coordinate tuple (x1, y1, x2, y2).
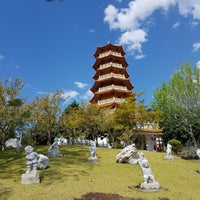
(168, 139, 183, 154)
(181, 146, 199, 160)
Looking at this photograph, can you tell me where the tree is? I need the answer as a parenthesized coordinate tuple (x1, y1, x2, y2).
(28, 90, 64, 145)
(152, 62, 200, 146)
(81, 103, 104, 142)
(113, 93, 149, 146)
(0, 78, 27, 150)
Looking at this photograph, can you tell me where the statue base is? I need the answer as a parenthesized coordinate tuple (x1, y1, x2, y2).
(21, 172, 40, 184)
(165, 156, 174, 160)
(140, 182, 160, 191)
(88, 156, 99, 163)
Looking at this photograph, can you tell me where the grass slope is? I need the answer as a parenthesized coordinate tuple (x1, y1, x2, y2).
(0, 145, 200, 200)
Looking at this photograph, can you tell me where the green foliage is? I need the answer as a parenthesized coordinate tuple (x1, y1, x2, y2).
(27, 90, 64, 145)
(0, 78, 27, 150)
(168, 139, 183, 154)
(152, 62, 200, 146)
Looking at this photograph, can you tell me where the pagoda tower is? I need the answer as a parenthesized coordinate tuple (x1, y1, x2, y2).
(90, 42, 134, 109)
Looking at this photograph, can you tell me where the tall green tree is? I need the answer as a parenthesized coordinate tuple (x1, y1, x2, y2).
(81, 103, 104, 141)
(152, 62, 200, 146)
(0, 78, 27, 150)
(28, 90, 64, 145)
(113, 93, 149, 146)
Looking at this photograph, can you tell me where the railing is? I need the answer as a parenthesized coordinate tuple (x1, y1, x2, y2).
(99, 73, 125, 80)
(98, 84, 127, 92)
(98, 51, 122, 58)
(98, 97, 125, 105)
(99, 62, 123, 70)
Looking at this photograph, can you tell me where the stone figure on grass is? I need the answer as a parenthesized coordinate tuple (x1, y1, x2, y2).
(116, 143, 139, 164)
(196, 149, 200, 159)
(47, 137, 62, 158)
(165, 143, 174, 160)
(37, 154, 49, 169)
(21, 145, 40, 184)
(88, 141, 98, 163)
(5, 138, 22, 153)
(137, 152, 160, 190)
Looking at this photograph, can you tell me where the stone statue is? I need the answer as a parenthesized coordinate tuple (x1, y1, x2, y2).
(116, 143, 139, 164)
(165, 143, 174, 160)
(24, 145, 38, 174)
(37, 154, 49, 169)
(196, 149, 200, 159)
(21, 145, 40, 184)
(47, 137, 62, 158)
(5, 138, 22, 153)
(137, 152, 160, 190)
(88, 141, 98, 162)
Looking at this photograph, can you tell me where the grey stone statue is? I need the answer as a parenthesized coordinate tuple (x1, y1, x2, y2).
(37, 154, 49, 169)
(88, 141, 98, 163)
(137, 152, 160, 190)
(47, 137, 62, 158)
(196, 149, 200, 159)
(24, 145, 38, 174)
(116, 143, 139, 164)
(165, 143, 174, 160)
(21, 145, 40, 184)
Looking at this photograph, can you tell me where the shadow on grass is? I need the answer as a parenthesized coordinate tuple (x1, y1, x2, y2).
(0, 145, 97, 184)
(0, 149, 24, 179)
(38, 145, 93, 185)
(0, 183, 13, 200)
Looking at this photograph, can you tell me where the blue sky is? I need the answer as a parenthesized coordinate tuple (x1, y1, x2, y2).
(0, 0, 200, 108)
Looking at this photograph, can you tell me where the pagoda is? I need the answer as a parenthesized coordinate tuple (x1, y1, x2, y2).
(90, 42, 134, 109)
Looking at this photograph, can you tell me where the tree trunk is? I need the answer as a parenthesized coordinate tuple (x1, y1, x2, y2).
(1, 133, 5, 151)
(188, 123, 197, 147)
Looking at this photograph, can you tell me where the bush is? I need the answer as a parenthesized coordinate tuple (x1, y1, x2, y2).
(181, 146, 199, 160)
(168, 139, 183, 154)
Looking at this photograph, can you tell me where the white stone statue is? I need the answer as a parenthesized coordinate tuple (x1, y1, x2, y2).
(21, 145, 40, 184)
(137, 152, 160, 190)
(37, 154, 49, 169)
(116, 143, 139, 164)
(47, 137, 62, 158)
(24, 145, 38, 174)
(88, 141, 98, 162)
(5, 138, 22, 153)
(165, 143, 174, 160)
(196, 149, 200, 159)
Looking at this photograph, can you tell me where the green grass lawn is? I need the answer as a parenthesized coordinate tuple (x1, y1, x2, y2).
(0, 145, 200, 200)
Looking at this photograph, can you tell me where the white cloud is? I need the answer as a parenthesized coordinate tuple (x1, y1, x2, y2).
(172, 21, 180, 29)
(62, 90, 79, 99)
(191, 21, 199, 27)
(118, 29, 147, 54)
(89, 29, 95, 33)
(104, 0, 200, 59)
(196, 60, 200, 69)
(192, 42, 200, 53)
(74, 81, 88, 89)
(81, 89, 93, 101)
(135, 54, 146, 60)
(177, 0, 200, 20)
(0, 54, 4, 62)
(104, 0, 176, 58)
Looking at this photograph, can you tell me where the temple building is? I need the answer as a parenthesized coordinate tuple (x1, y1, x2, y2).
(89, 42, 163, 151)
(90, 42, 133, 109)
